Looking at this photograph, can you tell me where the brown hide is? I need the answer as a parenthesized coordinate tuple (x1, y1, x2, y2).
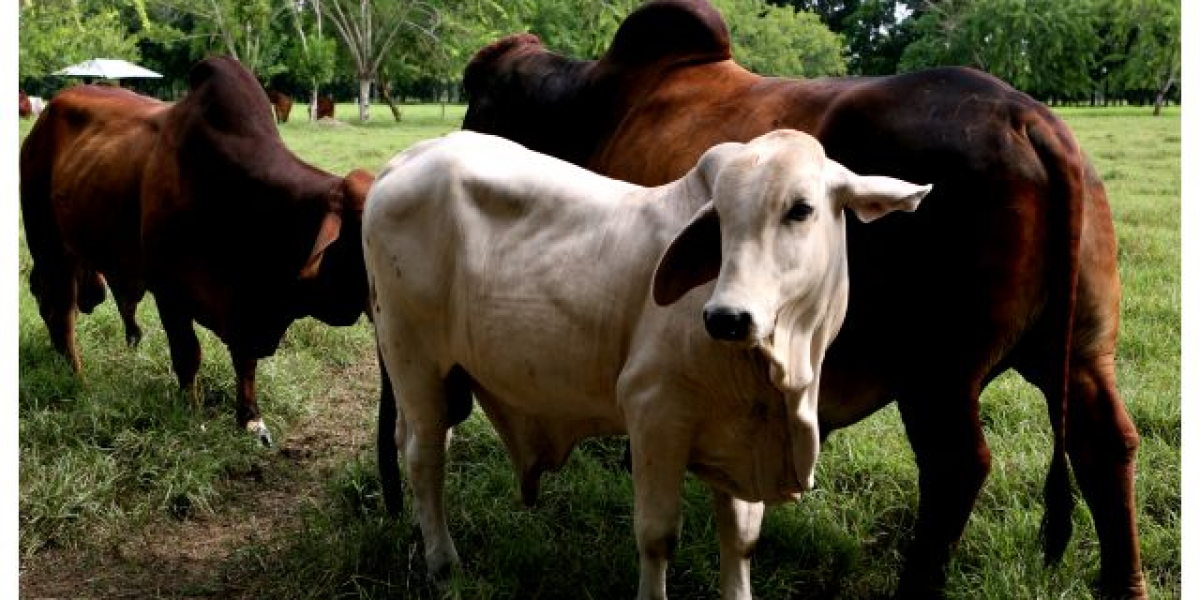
(460, 0, 1144, 597)
(19, 57, 373, 442)
(267, 89, 293, 123)
(19, 90, 32, 118)
(20, 85, 168, 368)
(316, 95, 335, 119)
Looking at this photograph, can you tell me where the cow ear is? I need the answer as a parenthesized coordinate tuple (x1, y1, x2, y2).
(826, 159, 931, 223)
(652, 202, 720, 306)
(299, 211, 342, 280)
(342, 169, 374, 213)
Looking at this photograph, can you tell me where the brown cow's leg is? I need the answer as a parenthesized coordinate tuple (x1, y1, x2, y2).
(233, 354, 270, 446)
(894, 392, 991, 599)
(157, 297, 202, 409)
(1016, 350, 1146, 598)
(1067, 356, 1146, 599)
(34, 265, 83, 375)
(47, 305, 82, 375)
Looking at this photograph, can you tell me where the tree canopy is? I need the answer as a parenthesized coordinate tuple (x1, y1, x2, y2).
(18, 0, 1181, 114)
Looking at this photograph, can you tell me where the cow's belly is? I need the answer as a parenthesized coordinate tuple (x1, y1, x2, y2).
(456, 301, 627, 427)
(815, 360, 894, 432)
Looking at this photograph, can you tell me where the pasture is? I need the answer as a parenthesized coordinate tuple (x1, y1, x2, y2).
(17, 104, 1180, 598)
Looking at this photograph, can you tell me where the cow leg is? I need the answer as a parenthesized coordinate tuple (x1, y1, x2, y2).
(233, 353, 270, 446)
(894, 390, 991, 598)
(32, 264, 83, 374)
(377, 348, 404, 516)
(1066, 357, 1145, 598)
(1019, 353, 1146, 599)
(628, 428, 689, 600)
(388, 364, 459, 579)
(711, 488, 764, 600)
(156, 296, 202, 409)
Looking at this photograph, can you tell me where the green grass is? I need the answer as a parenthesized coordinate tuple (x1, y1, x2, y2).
(16, 105, 1180, 598)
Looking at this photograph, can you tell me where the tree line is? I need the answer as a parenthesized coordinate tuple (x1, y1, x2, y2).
(18, 0, 1181, 121)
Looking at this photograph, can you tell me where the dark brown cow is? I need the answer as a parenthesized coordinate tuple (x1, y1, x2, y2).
(19, 90, 32, 118)
(315, 95, 335, 119)
(267, 89, 293, 123)
(20, 57, 374, 446)
(452, 0, 1145, 597)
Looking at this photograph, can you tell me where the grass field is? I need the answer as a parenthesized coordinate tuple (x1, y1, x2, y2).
(16, 103, 1180, 598)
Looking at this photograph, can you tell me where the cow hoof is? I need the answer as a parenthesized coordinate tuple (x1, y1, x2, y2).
(126, 331, 142, 348)
(246, 419, 273, 447)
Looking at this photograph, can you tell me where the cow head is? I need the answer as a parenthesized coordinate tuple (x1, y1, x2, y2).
(653, 130, 930, 348)
(297, 168, 375, 325)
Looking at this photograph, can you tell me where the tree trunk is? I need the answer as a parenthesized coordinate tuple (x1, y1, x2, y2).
(1153, 60, 1177, 117)
(310, 83, 319, 122)
(378, 78, 402, 123)
(358, 77, 371, 122)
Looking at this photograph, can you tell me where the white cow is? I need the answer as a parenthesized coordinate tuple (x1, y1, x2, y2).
(364, 129, 930, 600)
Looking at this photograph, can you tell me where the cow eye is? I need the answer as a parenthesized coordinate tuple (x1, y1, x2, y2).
(785, 202, 814, 222)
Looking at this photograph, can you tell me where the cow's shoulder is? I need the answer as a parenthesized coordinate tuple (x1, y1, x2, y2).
(603, 0, 730, 67)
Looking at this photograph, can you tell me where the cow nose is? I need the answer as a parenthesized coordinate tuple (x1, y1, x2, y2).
(703, 306, 753, 341)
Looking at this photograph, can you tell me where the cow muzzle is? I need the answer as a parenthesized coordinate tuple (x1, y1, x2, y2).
(703, 305, 755, 342)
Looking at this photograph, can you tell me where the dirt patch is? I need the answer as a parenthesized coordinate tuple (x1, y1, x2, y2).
(20, 362, 380, 599)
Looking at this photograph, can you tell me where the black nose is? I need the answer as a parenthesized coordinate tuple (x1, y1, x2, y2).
(703, 306, 752, 341)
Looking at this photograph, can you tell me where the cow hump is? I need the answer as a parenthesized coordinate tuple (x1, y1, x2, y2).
(464, 33, 545, 95)
(603, 0, 731, 66)
(184, 56, 276, 138)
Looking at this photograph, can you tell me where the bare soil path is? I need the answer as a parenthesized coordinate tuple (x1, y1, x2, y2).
(20, 363, 380, 599)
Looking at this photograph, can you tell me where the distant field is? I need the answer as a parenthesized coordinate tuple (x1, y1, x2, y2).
(16, 105, 1180, 598)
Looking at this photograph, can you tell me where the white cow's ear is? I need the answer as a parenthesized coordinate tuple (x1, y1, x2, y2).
(653, 202, 720, 306)
(826, 159, 932, 223)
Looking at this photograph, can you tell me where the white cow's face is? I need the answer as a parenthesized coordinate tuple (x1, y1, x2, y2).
(653, 130, 931, 346)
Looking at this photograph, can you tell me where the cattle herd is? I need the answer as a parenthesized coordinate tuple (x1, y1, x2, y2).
(19, 1, 1147, 599)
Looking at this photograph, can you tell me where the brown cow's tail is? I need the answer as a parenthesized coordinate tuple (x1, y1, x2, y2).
(1027, 112, 1086, 566)
(377, 344, 404, 517)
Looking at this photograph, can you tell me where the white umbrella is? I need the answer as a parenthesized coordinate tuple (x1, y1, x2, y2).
(53, 58, 162, 79)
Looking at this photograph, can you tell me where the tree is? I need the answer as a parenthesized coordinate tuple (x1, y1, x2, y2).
(319, 0, 441, 122)
(714, 0, 847, 77)
(518, 0, 640, 59)
(19, 0, 143, 85)
(772, 0, 919, 75)
(1102, 0, 1180, 114)
(898, 0, 1099, 102)
(144, 0, 289, 82)
(282, 0, 338, 120)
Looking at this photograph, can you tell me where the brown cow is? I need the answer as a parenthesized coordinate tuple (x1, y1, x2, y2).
(315, 95, 335, 119)
(452, 1, 1146, 598)
(20, 57, 374, 446)
(19, 90, 32, 118)
(266, 89, 292, 123)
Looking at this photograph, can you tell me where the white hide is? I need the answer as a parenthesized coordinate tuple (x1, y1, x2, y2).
(364, 129, 929, 600)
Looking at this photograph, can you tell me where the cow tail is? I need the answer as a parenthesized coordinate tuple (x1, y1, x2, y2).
(377, 344, 404, 517)
(1028, 114, 1085, 566)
